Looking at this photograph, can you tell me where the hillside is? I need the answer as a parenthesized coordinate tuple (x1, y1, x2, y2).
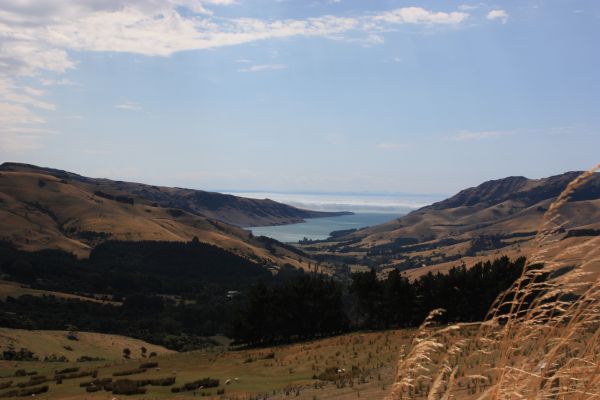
(300, 171, 600, 276)
(0, 328, 173, 362)
(0, 163, 343, 267)
(0, 329, 412, 399)
(0, 163, 349, 227)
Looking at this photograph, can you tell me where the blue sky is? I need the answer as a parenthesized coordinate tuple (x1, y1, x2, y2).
(0, 0, 599, 194)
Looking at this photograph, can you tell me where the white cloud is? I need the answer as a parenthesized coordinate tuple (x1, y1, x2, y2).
(374, 7, 468, 25)
(487, 9, 508, 24)
(452, 130, 510, 141)
(39, 78, 76, 86)
(0, 4, 470, 60)
(0, 77, 55, 153)
(114, 101, 142, 111)
(0, 130, 45, 152)
(238, 64, 287, 73)
(0, 2, 471, 152)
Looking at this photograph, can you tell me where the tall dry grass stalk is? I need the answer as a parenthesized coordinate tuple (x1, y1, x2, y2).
(387, 163, 600, 400)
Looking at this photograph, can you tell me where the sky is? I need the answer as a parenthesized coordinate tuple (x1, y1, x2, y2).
(0, 0, 599, 195)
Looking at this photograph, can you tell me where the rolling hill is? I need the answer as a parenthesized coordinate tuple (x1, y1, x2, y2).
(300, 171, 600, 277)
(0, 162, 343, 267)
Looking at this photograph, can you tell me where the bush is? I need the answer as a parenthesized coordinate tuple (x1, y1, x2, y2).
(56, 367, 79, 374)
(54, 371, 94, 381)
(171, 378, 219, 392)
(1, 348, 38, 361)
(0, 381, 12, 390)
(0, 385, 49, 398)
(16, 376, 47, 388)
(112, 368, 146, 377)
(76, 355, 104, 362)
(43, 354, 68, 362)
(139, 361, 158, 369)
(110, 380, 147, 395)
(146, 377, 176, 386)
(80, 378, 112, 387)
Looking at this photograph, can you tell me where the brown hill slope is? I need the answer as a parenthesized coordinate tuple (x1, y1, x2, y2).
(0, 162, 349, 227)
(300, 172, 600, 276)
(0, 164, 325, 268)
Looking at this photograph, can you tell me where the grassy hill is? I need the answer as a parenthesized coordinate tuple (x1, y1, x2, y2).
(0, 328, 172, 363)
(0, 329, 413, 399)
(0, 162, 349, 227)
(0, 163, 329, 270)
(300, 171, 600, 277)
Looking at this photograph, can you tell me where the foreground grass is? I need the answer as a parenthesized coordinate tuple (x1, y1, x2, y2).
(0, 329, 414, 399)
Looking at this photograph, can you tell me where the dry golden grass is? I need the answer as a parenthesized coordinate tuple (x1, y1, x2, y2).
(304, 172, 600, 279)
(0, 280, 119, 304)
(0, 171, 318, 270)
(387, 164, 600, 400)
(0, 330, 413, 399)
(0, 328, 173, 362)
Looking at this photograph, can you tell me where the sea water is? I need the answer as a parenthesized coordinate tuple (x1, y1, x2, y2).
(248, 212, 401, 243)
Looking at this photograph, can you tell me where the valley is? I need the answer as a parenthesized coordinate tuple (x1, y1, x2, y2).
(1, 164, 599, 399)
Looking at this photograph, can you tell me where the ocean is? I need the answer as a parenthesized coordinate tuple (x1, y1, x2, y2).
(224, 191, 445, 243)
(247, 212, 401, 243)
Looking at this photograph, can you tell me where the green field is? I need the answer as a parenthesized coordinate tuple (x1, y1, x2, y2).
(0, 329, 413, 399)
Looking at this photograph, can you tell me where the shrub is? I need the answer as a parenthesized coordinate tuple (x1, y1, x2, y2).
(171, 378, 219, 392)
(43, 354, 68, 362)
(139, 361, 158, 369)
(0, 381, 12, 390)
(2, 348, 38, 361)
(56, 367, 79, 374)
(54, 371, 93, 381)
(76, 355, 104, 362)
(17, 376, 47, 388)
(86, 385, 102, 393)
(80, 378, 112, 387)
(146, 377, 176, 386)
(110, 380, 147, 395)
(112, 368, 146, 377)
(122, 348, 131, 358)
(0, 385, 49, 398)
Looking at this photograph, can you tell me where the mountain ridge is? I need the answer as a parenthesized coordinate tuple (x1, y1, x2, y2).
(299, 171, 600, 277)
(0, 162, 351, 227)
(0, 163, 343, 269)
(423, 171, 599, 211)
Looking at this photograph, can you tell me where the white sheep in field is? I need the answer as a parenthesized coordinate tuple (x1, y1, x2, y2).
(225, 379, 231, 385)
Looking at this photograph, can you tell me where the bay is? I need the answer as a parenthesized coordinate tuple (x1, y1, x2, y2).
(248, 212, 402, 243)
